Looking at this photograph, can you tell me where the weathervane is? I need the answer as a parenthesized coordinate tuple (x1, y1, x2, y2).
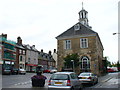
(82, 2, 84, 10)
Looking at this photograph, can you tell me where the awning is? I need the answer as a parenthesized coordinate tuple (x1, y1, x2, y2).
(26, 64, 38, 66)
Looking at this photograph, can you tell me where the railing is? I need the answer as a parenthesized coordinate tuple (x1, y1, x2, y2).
(3, 52, 16, 60)
(0, 37, 16, 45)
(3, 43, 15, 51)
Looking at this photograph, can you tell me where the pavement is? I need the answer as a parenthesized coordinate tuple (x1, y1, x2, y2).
(93, 72, 120, 89)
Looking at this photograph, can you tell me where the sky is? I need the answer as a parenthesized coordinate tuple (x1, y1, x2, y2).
(0, 0, 119, 63)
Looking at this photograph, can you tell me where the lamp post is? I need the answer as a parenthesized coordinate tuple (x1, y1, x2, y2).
(113, 32, 120, 69)
(71, 60, 75, 72)
(113, 33, 120, 35)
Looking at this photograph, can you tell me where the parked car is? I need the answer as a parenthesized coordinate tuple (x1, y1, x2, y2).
(107, 68, 115, 72)
(50, 69, 57, 73)
(43, 69, 50, 73)
(48, 72, 83, 90)
(107, 67, 118, 73)
(2, 67, 11, 75)
(19, 69, 26, 75)
(11, 68, 19, 75)
(78, 72, 98, 85)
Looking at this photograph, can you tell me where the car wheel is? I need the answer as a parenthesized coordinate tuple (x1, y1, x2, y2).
(79, 88, 83, 90)
(71, 87, 74, 90)
(96, 79, 98, 84)
(91, 80, 95, 86)
(79, 84, 83, 90)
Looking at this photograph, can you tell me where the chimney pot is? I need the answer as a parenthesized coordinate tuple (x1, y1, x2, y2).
(32, 45, 35, 47)
(54, 49, 56, 53)
(17, 36, 22, 45)
(41, 49, 43, 52)
(49, 51, 52, 55)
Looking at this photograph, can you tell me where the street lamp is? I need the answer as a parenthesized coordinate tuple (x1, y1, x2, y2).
(113, 33, 120, 35)
(71, 60, 75, 72)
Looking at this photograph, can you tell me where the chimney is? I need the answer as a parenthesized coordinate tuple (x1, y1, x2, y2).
(32, 45, 35, 47)
(1, 33, 7, 39)
(17, 37, 22, 45)
(41, 49, 43, 52)
(49, 51, 52, 55)
(54, 49, 56, 53)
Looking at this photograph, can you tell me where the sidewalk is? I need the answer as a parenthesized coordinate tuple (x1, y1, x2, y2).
(93, 72, 120, 88)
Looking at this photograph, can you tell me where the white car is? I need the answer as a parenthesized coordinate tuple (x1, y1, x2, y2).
(50, 69, 57, 73)
(19, 69, 26, 75)
(78, 72, 98, 85)
(48, 72, 83, 90)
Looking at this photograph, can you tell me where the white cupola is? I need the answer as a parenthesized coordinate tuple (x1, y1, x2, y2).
(78, 2, 89, 26)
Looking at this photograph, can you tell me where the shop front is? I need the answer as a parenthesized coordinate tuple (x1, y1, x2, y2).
(26, 64, 38, 72)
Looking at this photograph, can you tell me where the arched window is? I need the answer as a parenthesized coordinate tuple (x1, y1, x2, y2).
(80, 56, 90, 71)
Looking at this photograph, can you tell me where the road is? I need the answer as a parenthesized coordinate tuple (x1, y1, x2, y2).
(2, 72, 120, 90)
(2, 73, 52, 88)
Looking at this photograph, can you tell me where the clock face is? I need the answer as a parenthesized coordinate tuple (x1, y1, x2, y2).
(74, 24, 80, 31)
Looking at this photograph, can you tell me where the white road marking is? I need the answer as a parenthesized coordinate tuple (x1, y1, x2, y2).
(14, 80, 31, 86)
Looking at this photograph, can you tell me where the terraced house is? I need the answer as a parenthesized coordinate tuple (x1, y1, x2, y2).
(38, 49, 56, 70)
(56, 7, 107, 76)
(24, 44, 39, 72)
(16, 37, 26, 69)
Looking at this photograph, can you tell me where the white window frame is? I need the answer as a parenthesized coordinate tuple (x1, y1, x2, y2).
(80, 56, 90, 69)
(80, 38, 88, 48)
(64, 40, 71, 50)
(23, 50, 25, 54)
(19, 49, 22, 54)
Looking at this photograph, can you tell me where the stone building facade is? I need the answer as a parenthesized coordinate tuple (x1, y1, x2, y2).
(52, 49, 57, 68)
(56, 7, 106, 76)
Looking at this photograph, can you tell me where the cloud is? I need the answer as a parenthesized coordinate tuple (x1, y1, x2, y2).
(0, 0, 119, 62)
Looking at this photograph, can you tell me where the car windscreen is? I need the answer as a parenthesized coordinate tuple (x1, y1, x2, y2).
(4, 67, 11, 70)
(80, 73, 90, 76)
(13, 69, 18, 70)
(51, 74, 69, 80)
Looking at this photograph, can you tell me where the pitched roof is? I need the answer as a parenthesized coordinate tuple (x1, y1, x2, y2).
(56, 22, 104, 50)
(23, 44, 38, 52)
(56, 22, 97, 40)
(38, 52, 55, 62)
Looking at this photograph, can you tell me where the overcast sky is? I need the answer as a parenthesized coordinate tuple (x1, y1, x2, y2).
(0, 0, 119, 63)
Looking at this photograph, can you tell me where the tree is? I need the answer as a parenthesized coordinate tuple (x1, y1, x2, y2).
(64, 53, 79, 68)
(106, 60, 112, 67)
(116, 61, 120, 71)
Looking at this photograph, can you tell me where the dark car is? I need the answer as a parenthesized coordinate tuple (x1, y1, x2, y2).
(2, 67, 11, 75)
(11, 68, 19, 75)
